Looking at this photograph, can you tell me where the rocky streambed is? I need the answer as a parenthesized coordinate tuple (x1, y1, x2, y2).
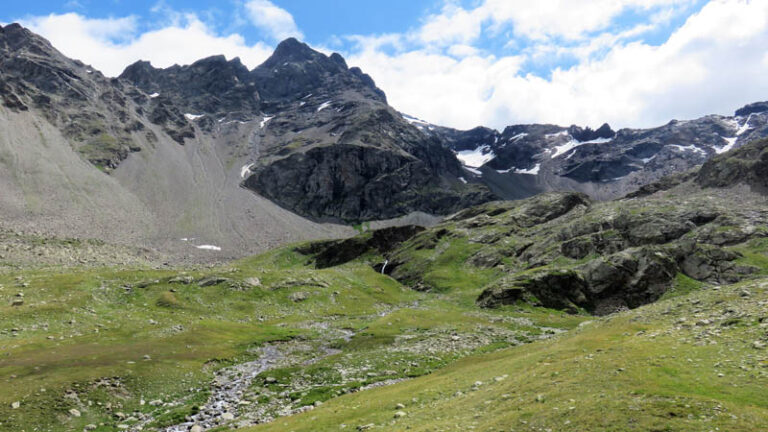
(133, 326, 357, 432)
(162, 344, 285, 432)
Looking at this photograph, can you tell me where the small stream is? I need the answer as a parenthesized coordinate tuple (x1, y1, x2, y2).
(149, 327, 356, 432)
(162, 344, 285, 431)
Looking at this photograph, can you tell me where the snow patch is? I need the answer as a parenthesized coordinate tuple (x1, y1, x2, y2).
(551, 137, 612, 159)
(514, 163, 541, 175)
(149, 92, 160, 98)
(714, 136, 737, 154)
(456, 145, 495, 168)
(317, 101, 332, 112)
(260, 116, 274, 128)
(240, 163, 255, 179)
(736, 113, 755, 136)
(668, 144, 706, 155)
(184, 113, 204, 121)
(550, 140, 579, 159)
(465, 167, 482, 176)
(641, 155, 657, 164)
(196, 245, 222, 251)
(545, 130, 569, 138)
(458, 177, 468, 184)
(402, 114, 431, 127)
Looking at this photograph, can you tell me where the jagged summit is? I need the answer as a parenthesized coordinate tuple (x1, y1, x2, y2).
(0, 22, 44, 50)
(568, 123, 615, 142)
(252, 37, 385, 102)
(119, 36, 386, 110)
(260, 37, 326, 68)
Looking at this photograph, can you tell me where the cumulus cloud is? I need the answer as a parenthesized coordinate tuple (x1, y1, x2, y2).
(21, 12, 274, 77)
(347, 0, 768, 130)
(244, 0, 303, 41)
(415, 0, 694, 46)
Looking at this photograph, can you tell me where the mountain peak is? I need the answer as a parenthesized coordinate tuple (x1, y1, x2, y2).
(735, 101, 768, 117)
(261, 37, 323, 68)
(0, 22, 58, 56)
(568, 123, 615, 142)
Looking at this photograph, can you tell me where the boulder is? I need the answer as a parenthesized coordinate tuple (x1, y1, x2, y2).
(198, 277, 230, 287)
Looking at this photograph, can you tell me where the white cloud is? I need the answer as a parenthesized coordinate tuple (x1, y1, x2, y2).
(21, 13, 274, 77)
(244, 0, 303, 41)
(348, 0, 768, 130)
(415, 0, 694, 46)
(417, 4, 485, 46)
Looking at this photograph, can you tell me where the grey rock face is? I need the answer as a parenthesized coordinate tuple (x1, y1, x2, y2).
(696, 137, 768, 193)
(0, 23, 148, 169)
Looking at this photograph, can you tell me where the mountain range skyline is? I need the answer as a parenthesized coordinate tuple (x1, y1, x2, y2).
(3, 0, 768, 131)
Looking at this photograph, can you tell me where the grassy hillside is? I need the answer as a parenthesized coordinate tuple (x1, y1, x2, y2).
(0, 246, 581, 432)
(248, 277, 768, 432)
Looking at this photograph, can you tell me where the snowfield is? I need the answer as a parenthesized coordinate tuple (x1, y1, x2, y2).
(456, 145, 495, 168)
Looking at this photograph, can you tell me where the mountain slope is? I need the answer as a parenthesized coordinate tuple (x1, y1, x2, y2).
(120, 38, 494, 223)
(0, 25, 491, 259)
(248, 276, 768, 432)
(2, 22, 768, 260)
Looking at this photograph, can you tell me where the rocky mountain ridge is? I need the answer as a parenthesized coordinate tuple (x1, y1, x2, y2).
(409, 101, 768, 200)
(118, 37, 493, 222)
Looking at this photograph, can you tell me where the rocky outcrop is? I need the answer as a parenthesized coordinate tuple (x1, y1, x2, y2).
(296, 225, 425, 268)
(246, 142, 492, 222)
(696, 137, 768, 193)
(567, 123, 615, 142)
(349, 177, 768, 315)
(734, 101, 768, 117)
(477, 270, 589, 313)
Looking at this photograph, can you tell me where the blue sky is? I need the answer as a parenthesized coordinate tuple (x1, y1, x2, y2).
(3, 1, 768, 130)
(2, 1, 440, 49)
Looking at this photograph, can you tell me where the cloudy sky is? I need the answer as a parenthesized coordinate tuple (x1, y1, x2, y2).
(3, 0, 768, 130)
